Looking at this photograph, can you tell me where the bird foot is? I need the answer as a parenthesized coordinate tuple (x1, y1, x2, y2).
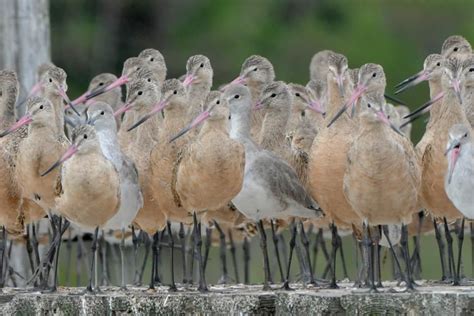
(281, 281, 294, 291)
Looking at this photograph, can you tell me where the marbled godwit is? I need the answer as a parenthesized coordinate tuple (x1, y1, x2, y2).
(229, 55, 275, 138)
(117, 78, 167, 289)
(42, 124, 120, 292)
(168, 90, 245, 287)
(307, 52, 360, 288)
(225, 83, 323, 290)
(310, 50, 335, 83)
(182, 55, 213, 123)
(445, 124, 474, 282)
(87, 102, 143, 289)
(441, 35, 472, 59)
(417, 57, 470, 285)
(342, 91, 421, 290)
(459, 55, 474, 126)
(85, 74, 123, 123)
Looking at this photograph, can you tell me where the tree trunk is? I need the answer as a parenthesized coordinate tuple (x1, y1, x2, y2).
(0, 0, 51, 117)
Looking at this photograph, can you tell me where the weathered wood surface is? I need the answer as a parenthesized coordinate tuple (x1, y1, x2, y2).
(0, 0, 50, 117)
(1, 282, 474, 315)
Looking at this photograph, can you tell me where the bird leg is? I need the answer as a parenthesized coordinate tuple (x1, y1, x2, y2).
(31, 224, 41, 273)
(193, 212, 208, 292)
(178, 223, 188, 284)
(433, 219, 448, 281)
(65, 228, 72, 286)
(257, 219, 272, 291)
(373, 226, 382, 288)
(338, 234, 349, 280)
(100, 232, 110, 286)
(166, 221, 177, 292)
(137, 234, 150, 286)
(282, 221, 297, 291)
(382, 225, 405, 288)
(411, 212, 424, 278)
(295, 236, 307, 283)
(443, 217, 456, 282)
(271, 220, 285, 283)
(243, 237, 250, 284)
(131, 226, 140, 284)
(214, 221, 230, 284)
(299, 220, 316, 285)
(154, 230, 163, 285)
(187, 229, 194, 285)
(228, 229, 240, 283)
(25, 225, 36, 277)
(362, 222, 375, 291)
(312, 229, 321, 275)
(86, 226, 100, 293)
(400, 224, 415, 291)
(454, 218, 465, 286)
(149, 231, 159, 290)
(76, 237, 83, 287)
(203, 226, 212, 274)
(471, 222, 474, 278)
(0, 227, 6, 288)
(119, 227, 127, 290)
(329, 223, 339, 289)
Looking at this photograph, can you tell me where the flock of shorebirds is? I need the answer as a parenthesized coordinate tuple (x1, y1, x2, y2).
(0, 34, 472, 294)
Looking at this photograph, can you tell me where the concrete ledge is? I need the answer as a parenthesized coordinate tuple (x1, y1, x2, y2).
(1, 282, 474, 315)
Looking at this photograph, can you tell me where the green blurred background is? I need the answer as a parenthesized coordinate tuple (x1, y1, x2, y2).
(46, 0, 473, 286)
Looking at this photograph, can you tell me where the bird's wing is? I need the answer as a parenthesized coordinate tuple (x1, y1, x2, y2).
(256, 152, 319, 210)
(171, 146, 187, 208)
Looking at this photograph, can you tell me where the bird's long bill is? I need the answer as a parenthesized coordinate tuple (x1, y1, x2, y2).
(71, 91, 89, 106)
(127, 100, 167, 132)
(399, 108, 428, 129)
(86, 75, 128, 101)
(113, 100, 136, 117)
(183, 74, 196, 87)
(376, 110, 404, 136)
(41, 145, 78, 177)
(394, 71, 428, 94)
(384, 94, 407, 106)
(169, 111, 210, 143)
(326, 103, 348, 128)
(308, 99, 326, 116)
(220, 76, 246, 92)
(254, 101, 264, 110)
(394, 70, 425, 89)
(327, 84, 366, 127)
(452, 79, 462, 104)
(29, 82, 42, 98)
(403, 92, 445, 119)
(445, 141, 461, 184)
(58, 87, 81, 116)
(0, 114, 33, 137)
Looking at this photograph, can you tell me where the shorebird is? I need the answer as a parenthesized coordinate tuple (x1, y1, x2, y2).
(441, 35, 472, 59)
(459, 55, 474, 126)
(310, 50, 335, 83)
(85, 73, 122, 118)
(417, 57, 470, 285)
(224, 83, 324, 290)
(307, 52, 361, 288)
(117, 78, 167, 289)
(43, 124, 120, 292)
(343, 91, 421, 290)
(229, 55, 275, 138)
(168, 90, 245, 289)
(445, 124, 474, 278)
(87, 102, 143, 289)
(182, 55, 213, 123)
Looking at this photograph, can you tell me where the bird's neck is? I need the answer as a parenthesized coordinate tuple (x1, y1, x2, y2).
(96, 128, 122, 167)
(187, 82, 211, 119)
(259, 109, 289, 151)
(326, 76, 346, 118)
(199, 119, 228, 136)
(429, 88, 469, 128)
(230, 107, 257, 152)
(0, 95, 17, 130)
(45, 92, 65, 133)
(461, 84, 474, 108)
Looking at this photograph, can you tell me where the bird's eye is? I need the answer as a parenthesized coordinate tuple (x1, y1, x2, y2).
(387, 115, 390, 119)
(138, 91, 143, 96)
(301, 110, 305, 117)
(271, 93, 276, 98)
(150, 58, 154, 62)
(464, 133, 468, 137)
(39, 105, 44, 110)
(295, 93, 300, 97)
(0, 91, 2, 97)
(470, 68, 474, 72)
(436, 62, 441, 66)
(100, 111, 105, 115)
(83, 134, 88, 139)
(200, 63, 204, 68)
(147, 78, 151, 82)
(367, 104, 371, 108)
(173, 90, 177, 95)
(216, 100, 220, 105)
(253, 68, 258, 72)
(234, 95, 240, 99)
(136, 67, 141, 71)
(99, 82, 104, 86)
(372, 73, 377, 78)
(454, 47, 459, 52)
(49, 78, 53, 83)
(228, 115, 231, 120)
